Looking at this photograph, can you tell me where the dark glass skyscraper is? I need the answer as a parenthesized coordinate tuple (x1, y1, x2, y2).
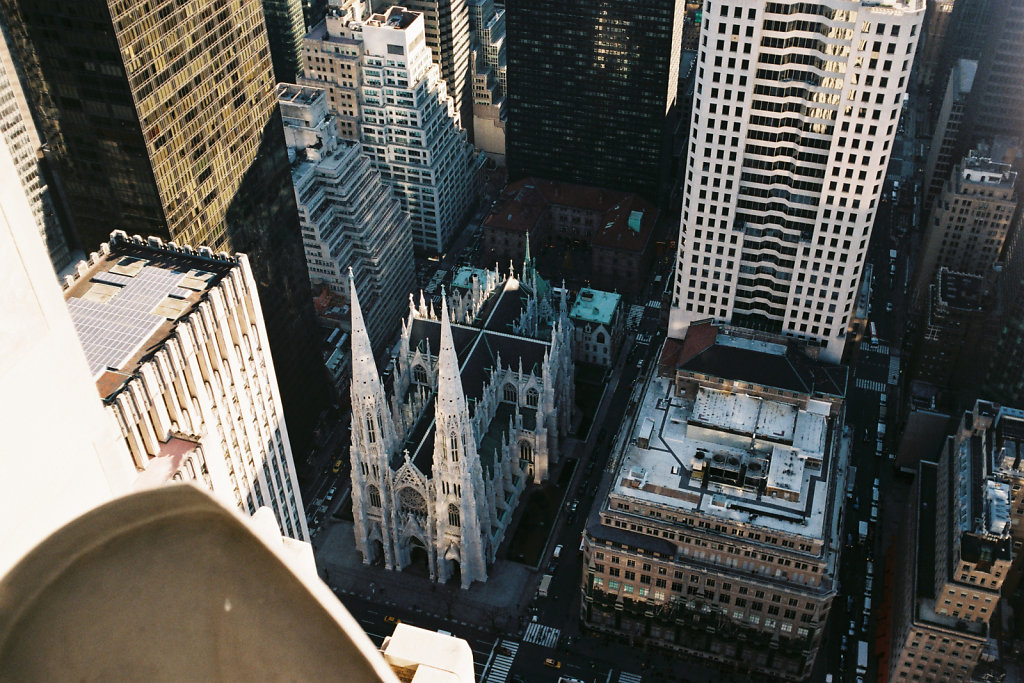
(262, 0, 307, 82)
(505, 0, 683, 204)
(961, 0, 1024, 144)
(1, 0, 329, 456)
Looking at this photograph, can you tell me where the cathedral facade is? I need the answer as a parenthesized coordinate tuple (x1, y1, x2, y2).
(348, 257, 574, 588)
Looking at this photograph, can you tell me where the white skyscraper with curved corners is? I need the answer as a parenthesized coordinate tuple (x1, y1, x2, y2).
(302, 5, 478, 255)
(668, 0, 924, 362)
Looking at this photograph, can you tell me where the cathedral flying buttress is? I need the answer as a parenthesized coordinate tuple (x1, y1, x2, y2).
(348, 252, 575, 588)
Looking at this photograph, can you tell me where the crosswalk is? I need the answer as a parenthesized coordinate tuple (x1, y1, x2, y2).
(855, 378, 887, 393)
(627, 305, 645, 330)
(646, 299, 662, 309)
(523, 622, 561, 648)
(860, 341, 890, 355)
(888, 355, 901, 385)
(618, 672, 643, 683)
(483, 640, 519, 683)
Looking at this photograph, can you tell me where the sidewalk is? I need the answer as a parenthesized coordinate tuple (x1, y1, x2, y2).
(317, 520, 532, 632)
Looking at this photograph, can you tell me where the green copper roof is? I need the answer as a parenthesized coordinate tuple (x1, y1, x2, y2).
(452, 266, 490, 290)
(570, 288, 620, 325)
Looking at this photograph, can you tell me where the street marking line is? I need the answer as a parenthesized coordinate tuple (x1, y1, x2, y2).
(523, 622, 561, 648)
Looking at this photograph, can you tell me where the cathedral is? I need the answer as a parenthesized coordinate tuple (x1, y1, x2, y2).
(348, 254, 574, 588)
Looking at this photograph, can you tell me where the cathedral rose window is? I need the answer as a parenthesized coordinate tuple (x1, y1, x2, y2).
(398, 487, 428, 517)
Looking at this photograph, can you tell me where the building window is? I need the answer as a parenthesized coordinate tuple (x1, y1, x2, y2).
(503, 383, 517, 403)
(448, 503, 460, 527)
(520, 441, 533, 463)
(368, 485, 381, 508)
(413, 364, 428, 384)
(526, 388, 539, 407)
(449, 432, 459, 462)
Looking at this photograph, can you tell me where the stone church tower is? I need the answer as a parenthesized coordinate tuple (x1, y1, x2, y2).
(431, 300, 489, 586)
(347, 272, 400, 570)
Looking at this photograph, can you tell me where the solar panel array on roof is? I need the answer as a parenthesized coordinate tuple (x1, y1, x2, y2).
(68, 265, 194, 377)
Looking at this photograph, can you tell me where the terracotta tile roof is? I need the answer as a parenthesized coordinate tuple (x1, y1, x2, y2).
(483, 177, 657, 253)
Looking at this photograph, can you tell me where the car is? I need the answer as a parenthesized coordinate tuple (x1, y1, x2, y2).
(886, 302, 893, 312)
(544, 658, 562, 669)
(873, 477, 880, 489)
(332, 458, 343, 473)
(570, 500, 579, 513)
(326, 487, 336, 502)
(553, 544, 563, 559)
(848, 619, 856, 637)
(384, 615, 400, 624)
(548, 562, 558, 574)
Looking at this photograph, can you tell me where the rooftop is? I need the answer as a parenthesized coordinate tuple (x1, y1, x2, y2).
(399, 276, 554, 474)
(483, 177, 657, 254)
(278, 83, 323, 107)
(366, 6, 420, 30)
(936, 268, 984, 311)
(569, 288, 621, 326)
(62, 233, 236, 398)
(612, 375, 837, 538)
(960, 154, 1017, 187)
(380, 623, 475, 682)
(666, 323, 848, 397)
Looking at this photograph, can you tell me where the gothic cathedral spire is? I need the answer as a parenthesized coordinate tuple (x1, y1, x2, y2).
(432, 290, 488, 588)
(348, 271, 399, 569)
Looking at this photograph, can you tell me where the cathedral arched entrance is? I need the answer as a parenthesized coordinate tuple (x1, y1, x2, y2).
(404, 536, 430, 578)
(369, 539, 385, 567)
(445, 559, 462, 587)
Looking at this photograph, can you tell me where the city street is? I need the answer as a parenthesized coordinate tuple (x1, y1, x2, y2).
(819, 88, 926, 682)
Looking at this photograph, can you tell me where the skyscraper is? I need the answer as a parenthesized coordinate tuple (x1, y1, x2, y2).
(960, 0, 1024, 145)
(63, 232, 311, 541)
(585, 322, 849, 679)
(913, 0, 956, 92)
(922, 58, 976, 209)
(667, 0, 924, 363)
(280, 83, 415, 354)
(1, 0, 329, 455)
(505, 0, 683, 202)
(262, 0, 307, 82)
(981, 211, 1024, 407)
(886, 400, 1016, 681)
(910, 153, 1016, 310)
(301, 5, 478, 254)
(467, 0, 506, 161)
(0, 20, 70, 273)
(402, 0, 472, 134)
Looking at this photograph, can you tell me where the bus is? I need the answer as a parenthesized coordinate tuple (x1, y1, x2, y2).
(870, 322, 879, 346)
